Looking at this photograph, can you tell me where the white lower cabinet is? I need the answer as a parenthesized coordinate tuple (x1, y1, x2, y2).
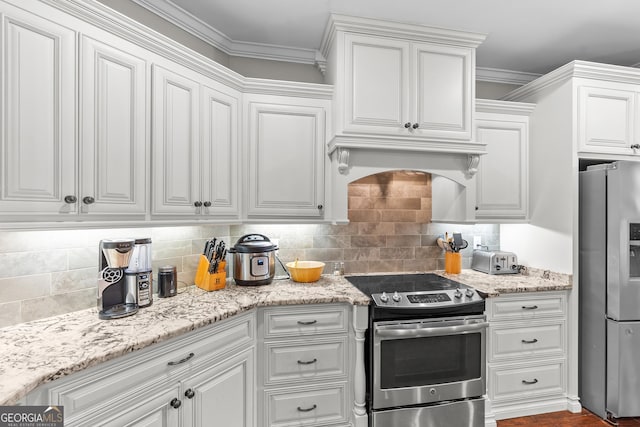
(486, 291, 568, 420)
(26, 312, 255, 427)
(257, 304, 353, 427)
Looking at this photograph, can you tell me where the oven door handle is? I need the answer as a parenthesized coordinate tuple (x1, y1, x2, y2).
(375, 321, 489, 338)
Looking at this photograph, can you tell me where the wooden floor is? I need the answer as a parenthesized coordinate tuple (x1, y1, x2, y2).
(497, 409, 640, 426)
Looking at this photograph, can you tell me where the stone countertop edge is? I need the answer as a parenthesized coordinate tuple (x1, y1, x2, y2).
(0, 275, 369, 406)
(0, 269, 571, 406)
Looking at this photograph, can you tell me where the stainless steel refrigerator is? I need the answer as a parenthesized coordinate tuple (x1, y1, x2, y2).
(580, 161, 640, 421)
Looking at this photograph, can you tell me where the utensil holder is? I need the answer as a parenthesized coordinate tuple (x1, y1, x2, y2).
(444, 252, 462, 274)
(197, 261, 227, 291)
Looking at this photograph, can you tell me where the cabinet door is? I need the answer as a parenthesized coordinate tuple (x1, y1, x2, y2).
(182, 348, 254, 427)
(475, 118, 528, 219)
(412, 42, 473, 141)
(342, 33, 410, 135)
(101, 384, 181, 427)
(201, 83, 240, 218)
(577, 86, 636, 154)
(80, 35, 147, 216)
(245, 96, 326, 217)
(0, 10, 76, 215)
(151, 64, 200, 215)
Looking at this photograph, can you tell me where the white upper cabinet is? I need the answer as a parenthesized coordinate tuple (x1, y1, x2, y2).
(0, 7, 76, 217)
(244, 94, 328, 218)
(80, 34, 148, 216)
(152, 63, 240, 219)
(475, 100, 534, 221)
(577, 84, 638, 155)
(0, 3, 150, 221)
(321, 14, 485, 154)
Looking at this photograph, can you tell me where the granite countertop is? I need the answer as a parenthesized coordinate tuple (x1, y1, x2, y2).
(0, 275, 369, 406)
(0, 268, 571, 406)
(437, 267, 573, 296)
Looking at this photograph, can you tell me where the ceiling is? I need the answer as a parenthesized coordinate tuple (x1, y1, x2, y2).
(134, 0, 640, 83)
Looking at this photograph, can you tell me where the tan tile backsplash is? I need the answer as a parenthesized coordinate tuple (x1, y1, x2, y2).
(0, 171, 498, 327)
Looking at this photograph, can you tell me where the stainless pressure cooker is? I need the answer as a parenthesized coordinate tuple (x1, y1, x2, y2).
(229, 234, 278, 286)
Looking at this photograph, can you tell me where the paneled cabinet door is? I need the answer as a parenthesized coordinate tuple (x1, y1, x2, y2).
(245, 96, 326, 217)
(577, 85, 637, 154)
(151, 64, 200, 215)
(0, 9, 76, 215)
(200, 84, 240, 217)
(342, 33, 410, 135)
(475, 117, 528, 220)
(412, 42, 473, 141)
(182, 348, 254, 427)
(100, 384, 181, 427)
(80, 35, 147, 215)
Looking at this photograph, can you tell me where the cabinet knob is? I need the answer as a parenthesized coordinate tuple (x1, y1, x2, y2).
(475, 206, 479, 211)
(170, 398, 182, 409)
(317, 204, 323, 210)
(412, 123, 420, 129)
(64, 195, 77, 204)
(203, 201, 212, 207)
(297, 404, 317, 412)
(82, 196, 95, 205)
(631, 144, 640, 149)
(194, 201, 202, 207)
(404, 122, 412, 128)
(185, 388, 195, 399)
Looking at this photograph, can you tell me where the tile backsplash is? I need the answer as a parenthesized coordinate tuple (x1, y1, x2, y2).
(0, 171, 498, 327)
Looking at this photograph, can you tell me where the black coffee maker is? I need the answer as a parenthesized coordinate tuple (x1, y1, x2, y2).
(97, 239, 138, 320)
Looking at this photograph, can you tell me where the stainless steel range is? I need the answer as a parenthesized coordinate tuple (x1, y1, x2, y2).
(346, 273, 487, 427)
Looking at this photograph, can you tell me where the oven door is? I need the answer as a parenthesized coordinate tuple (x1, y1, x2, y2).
(372, 315, 487, 410)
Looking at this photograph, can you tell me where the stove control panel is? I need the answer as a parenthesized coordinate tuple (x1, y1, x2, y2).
(371, 288, 483, 308)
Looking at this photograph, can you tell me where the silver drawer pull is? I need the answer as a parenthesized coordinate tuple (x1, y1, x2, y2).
(168, 352, 195, 366)
(522, 379, 539, 385)
(297, 320, 317, 325)
(521, 338, 538, 344)
(297, 358, 317, 365)
(521, 305, 539, 310)
(297, 404, 317, 412)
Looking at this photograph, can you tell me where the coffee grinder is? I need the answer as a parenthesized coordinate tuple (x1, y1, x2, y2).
(97, 239, 138, 319)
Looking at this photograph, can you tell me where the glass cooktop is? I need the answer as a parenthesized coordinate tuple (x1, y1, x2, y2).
(345, 273, 470, 297)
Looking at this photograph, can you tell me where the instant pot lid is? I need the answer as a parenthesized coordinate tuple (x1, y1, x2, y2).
(229, 234, 278, 253)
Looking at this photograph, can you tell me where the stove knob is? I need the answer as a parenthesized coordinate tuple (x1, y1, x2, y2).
(465, 289, 475, 298)
(454, 289, 463, 299)
(380, 292, 389, 303)
(392, 291, 401, 302)
(495, 265, 502, 271)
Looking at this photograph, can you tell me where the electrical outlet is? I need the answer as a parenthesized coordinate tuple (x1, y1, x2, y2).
(473, 236, 482, 249)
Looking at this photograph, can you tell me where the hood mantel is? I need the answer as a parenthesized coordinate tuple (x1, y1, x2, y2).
(327, 134, 487, 157)
(326, 145, 482, 224)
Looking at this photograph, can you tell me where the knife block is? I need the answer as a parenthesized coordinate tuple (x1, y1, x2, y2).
(444, 252, 462, 274)
(197, 261, 226, 291)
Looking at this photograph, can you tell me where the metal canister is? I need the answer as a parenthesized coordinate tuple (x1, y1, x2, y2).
(157, 265, 177, 298)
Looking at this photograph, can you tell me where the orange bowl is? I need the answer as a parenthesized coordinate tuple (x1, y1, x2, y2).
(286, 261, 325, 283)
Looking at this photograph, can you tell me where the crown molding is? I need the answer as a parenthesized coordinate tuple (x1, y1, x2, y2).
(476, 67, 540, 85)
(475, 99, 536, 116)
(503, 60, 640, 101)
(130, 0, 319, 64)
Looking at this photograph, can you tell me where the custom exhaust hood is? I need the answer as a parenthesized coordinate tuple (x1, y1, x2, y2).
(326, 146, 483, 224)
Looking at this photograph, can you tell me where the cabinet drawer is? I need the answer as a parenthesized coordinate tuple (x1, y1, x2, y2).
(43, 311, 255, 417)
(489, 360, 565, 402)
(262, 305, 348, 339)
(264, 337, 347, 385)
(489, 292, 566, 321)
(265, 382, 348, 427)
(490, 320, 565, 362)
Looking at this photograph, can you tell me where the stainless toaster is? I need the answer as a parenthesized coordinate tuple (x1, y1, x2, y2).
(471, 250, 520, 275)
